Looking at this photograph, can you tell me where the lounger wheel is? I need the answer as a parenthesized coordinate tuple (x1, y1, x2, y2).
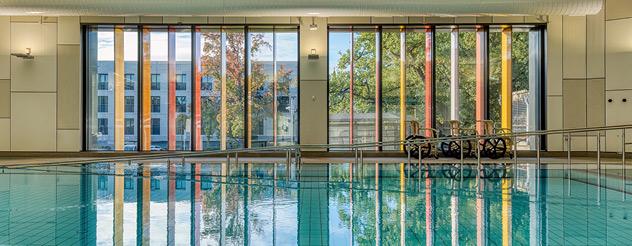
(405, 135, 432, 159)
(441, 138, 472, 159)
(483, 138, 507, 159)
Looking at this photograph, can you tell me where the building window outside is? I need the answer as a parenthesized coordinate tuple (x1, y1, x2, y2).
(176, 74, 187, 90)
(98, 74, 108, 90)
(124, 177, 134, 189)
(151, 178, 160, 190)
(151, 74, 160, 90)
(125, 96, 134, 113)
(151, 96, 160, 113)
(175, 178, 186, 190)
(98, 96, 108, 113)
(176, 96, 186, 113)
(151, 118, 160, 135)
(176, 117, 186, 135)
(124, 73, 135, 90)
(98, 118, 108, 135)
(201, 76, 213, 90)
(125, 118, 134, 135)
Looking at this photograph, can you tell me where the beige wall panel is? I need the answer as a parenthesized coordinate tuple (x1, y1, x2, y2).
(525, 15, 547, 23)
(371, 17, 393, 24)
(300, 17, 327, 81)
(424, 17, 454, 24)
(246, 17, 291, 24)
(606, 0, 632, 20)
(80, 16, 124, 23)
(162, 16, 179, 24)
(300, 57, 328, 81)
(0, 80, 8, 118)
(586, 79, 605, 127)
(178, 16, 207, 24)
(605, 18, 632, 90)
(393, 17, 408, 24)
(563, 79, 587, 129)
(124, 16, 140, 24)
(58, 17, 80, 45)
(547, 16, 562, 96)
(207, 16, 223, 24)
(10, 16, 41, 23)
(299, 80, 327, 147)
(140, 16, 163, 24)
(492, 16, 525, 23)
(42, 17, 57, 23)
(563, 79, 587, 150)
(0, 119, 8, 151)
(0, 17, 10, 80)
(476, 16, 493, 23)
(605, 90, 632, 151)
(223, 17, 245, 24)
(11, 93, 57, 151)
(10, 22, 57, 92)
(408, 16, 424, 24)
(547, 96, 564, 151)
(328, 17, 371, 24)
(57, 129, 80, 151)
(587, 79, 605, 151)
(57, 45, 80, 129)
(562, 16, 587, 79)
(586, 8, 605, 78)
(454, 17, 476, 23)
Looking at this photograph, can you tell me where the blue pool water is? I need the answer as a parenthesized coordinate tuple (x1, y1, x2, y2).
(0, 162, 631, 245)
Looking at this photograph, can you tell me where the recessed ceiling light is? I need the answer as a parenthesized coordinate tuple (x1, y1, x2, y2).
(27, 11, 44, 14)
(307, 12, 320, 15)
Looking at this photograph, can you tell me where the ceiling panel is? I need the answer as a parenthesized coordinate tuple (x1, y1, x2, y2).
(0, 0, 603, 16)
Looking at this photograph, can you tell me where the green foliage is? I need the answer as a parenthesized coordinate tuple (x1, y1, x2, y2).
(329, 28, 533, 135)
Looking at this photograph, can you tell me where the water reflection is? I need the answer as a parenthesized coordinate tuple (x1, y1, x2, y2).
(1, 163, 632, 245)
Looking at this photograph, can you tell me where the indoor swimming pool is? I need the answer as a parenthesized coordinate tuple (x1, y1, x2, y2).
(0, 162, 631, 245)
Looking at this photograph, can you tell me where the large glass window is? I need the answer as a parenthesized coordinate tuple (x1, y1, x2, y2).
(248, 27, 299, 147)
(87, 25, 299, 151)
(328, 25, 544, 147)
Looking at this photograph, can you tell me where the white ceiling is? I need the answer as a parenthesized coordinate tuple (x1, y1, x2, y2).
(0, 0, 603, 16)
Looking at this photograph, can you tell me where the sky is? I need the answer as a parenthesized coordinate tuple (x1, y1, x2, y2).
(97, 31, 297, 62)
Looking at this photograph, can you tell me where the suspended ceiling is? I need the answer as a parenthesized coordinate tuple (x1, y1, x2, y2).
(0, 0, 603, 16)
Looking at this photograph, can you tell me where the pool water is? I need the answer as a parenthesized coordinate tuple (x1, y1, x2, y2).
(1, 162, 631, 245)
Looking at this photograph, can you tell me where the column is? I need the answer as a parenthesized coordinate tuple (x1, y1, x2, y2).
(501, 27, 512, 130)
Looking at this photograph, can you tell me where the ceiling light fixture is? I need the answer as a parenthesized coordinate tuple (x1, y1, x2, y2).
(307, 12, 320, 15)
(309, 17, 318, 31)
(26, 11, 44, 14)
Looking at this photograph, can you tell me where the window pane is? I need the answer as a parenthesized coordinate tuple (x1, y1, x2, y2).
(149, 29, 168, 150)
(328, 31, 351, 146)
(352, 30, 377, 146)
(434, 28, 452, 136)
(488, 29, 502, 125)
(225, 28, 245, 149)
(275, 29, 299, 146)
(512, 27, 541, 150)
(175, 28, 191, 150)
(382, 28, 401, 150)
(249, 29, 275, 147)
(405, 28, 427, 137)
(200, 28, 222, 150)
(87, 27, 114, 150)
(458, 28, 476, 130)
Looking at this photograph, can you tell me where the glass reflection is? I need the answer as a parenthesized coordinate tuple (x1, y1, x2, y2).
(3, 163, 632, 245)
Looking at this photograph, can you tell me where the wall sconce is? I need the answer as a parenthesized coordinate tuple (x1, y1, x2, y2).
(309, 17, 318, 31)
(11, 48, 34, 59)
(308, 48, 319, 60)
